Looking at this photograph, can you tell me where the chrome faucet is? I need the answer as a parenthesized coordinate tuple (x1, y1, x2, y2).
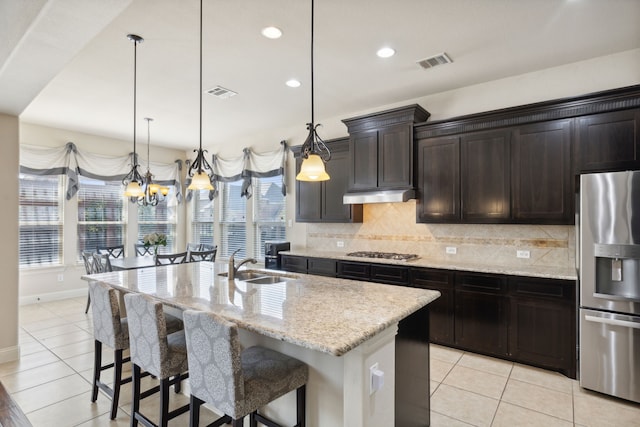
(228, 248, 257, 280)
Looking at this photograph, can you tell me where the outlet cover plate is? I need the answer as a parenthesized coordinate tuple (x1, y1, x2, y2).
(516, 250, 531, 259)
(446, 246, 457, 255)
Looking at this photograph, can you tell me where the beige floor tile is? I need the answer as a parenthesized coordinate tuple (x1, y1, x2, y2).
(573, 387, 640, 427)
(39, 329, 93, 349)
(64, 351, 113, 372)
(12, 374, 91, 413)
(431, 384, 499, 427)
(20, 316, 70, 332)
(457, 353, 513, 378)
(29, 323, 82, 340)
(443, 365, 508, 400)
(18, 339, 47, 356)
(430, 380, 440, 396)
(74, 411, 131, 427)
(491, 402, 573, 427)
(0, 360, 76, 393)
(59, 312, 92, 323)
(510, 363, 574, 394)
(502, 379, 573, 421)
(430, 358, 455, 383)
(26, 392, 112, 427)
(0, 350, 59, 376)
(430, 411, 476, 426)
(430, 344, 464, 364)
(49, 338, 95, 359)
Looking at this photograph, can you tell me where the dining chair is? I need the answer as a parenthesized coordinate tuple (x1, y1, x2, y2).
(155, 251, 188, 266)
(82, 251, 99, 313)
(97, 244, 125, 259)
(183, 309, 308, 427)
(187, 249, 216, 262)
(134, 243, 153, 256)
(92, 253, 113, 273)
(200, 243, 216, 252)
(124, 293, 189, 427)
(186, 242, 202, 253)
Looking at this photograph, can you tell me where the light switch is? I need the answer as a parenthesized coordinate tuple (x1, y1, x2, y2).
(370, 363, 384, 395)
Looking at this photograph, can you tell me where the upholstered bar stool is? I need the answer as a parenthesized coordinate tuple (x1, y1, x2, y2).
(88, 282, 183, 420)
(183, 310, 308, 427)
(124, 293, 190, 427)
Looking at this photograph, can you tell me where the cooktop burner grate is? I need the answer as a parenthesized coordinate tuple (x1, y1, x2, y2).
(346, 251, 419, 261)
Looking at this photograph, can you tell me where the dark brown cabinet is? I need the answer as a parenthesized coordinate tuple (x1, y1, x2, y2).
(576, 109, 640, 173)
(461, 130, 511, 222)
(511, 120, 573, 223)
(416, 136, 460, 222)
(349, 130, 378, 190)
(370, 264, 409, 286)
(295, 138, 363, 223)
(336, 261, 370, 280)
(280, 255, 307, 273)
(409, 268, 455, 346)
(307, 257, 336, 277)
(508, 276, 575, 378)
(454, 273, 509, 357)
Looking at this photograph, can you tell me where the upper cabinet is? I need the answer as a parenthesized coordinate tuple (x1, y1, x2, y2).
(294, 138, 363, 223)
(343, 105, 430, 192)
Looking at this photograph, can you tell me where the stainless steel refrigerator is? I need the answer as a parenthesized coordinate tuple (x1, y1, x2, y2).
(579, 171, 640, 403)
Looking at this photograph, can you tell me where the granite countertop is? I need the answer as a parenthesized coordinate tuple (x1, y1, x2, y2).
(82, 262, 440, 357)
(281, 250, 578, 281)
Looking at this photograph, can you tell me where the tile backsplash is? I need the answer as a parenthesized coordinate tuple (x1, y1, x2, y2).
(306, 200, 575, 269)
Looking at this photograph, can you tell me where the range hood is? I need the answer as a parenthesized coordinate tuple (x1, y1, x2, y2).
(343, 189, 415, 204)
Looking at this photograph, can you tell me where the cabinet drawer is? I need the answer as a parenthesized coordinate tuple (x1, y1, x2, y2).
(280, 255, 307, 273)
(371, 264, 409, 285)
(509, 277, 574, 301)
(410, 268, 454, 288)
(456, 272, 507, 294)
(307, 257, 336, 277)
(337, 261, 370, 280)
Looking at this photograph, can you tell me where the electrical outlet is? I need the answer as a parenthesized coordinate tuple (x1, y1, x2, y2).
(516, 250, 530, 259)
(287, 219, 293, 227)
(337, 241, 344, 248)
(446, 246, 457, 255)
(369, 362, 384, 395)
(57, 274, 64, 282)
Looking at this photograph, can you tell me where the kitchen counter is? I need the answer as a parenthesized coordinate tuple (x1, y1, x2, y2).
(282, 249, 578, 281)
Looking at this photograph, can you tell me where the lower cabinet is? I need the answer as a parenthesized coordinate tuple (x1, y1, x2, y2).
(307, 257, 336, 277)
(409, 268, 455, 346)
(280, 255, 307, 273)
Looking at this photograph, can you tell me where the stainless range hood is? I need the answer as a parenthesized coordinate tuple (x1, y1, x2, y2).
(343, 189, 415, 204)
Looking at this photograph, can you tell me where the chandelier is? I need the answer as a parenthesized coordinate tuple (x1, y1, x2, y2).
(295, 0, 331, 182)
(186, 0, 214, 191)
(138, 117, 169, 206)
(123, 34, 145, 197)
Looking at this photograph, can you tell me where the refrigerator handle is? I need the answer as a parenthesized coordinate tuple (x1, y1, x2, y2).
(585, 315, 640, 329)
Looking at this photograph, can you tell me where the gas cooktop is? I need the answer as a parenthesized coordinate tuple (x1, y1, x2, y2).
(346, 251, 420, 261)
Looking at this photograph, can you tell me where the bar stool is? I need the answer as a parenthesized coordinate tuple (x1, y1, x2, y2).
(88, 282, 183, 420)
(183, 309, 308, 427)
(124, 293, 190, 427)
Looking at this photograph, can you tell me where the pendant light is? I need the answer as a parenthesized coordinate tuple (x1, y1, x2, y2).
(296, 0, 331, 182)
(139, 117, 170, 206)
(123, 34, 145, 197)
(186, 0, 214, 191)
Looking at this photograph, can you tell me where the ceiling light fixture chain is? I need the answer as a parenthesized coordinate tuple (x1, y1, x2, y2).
(123, 33, 145, 197)
(296, 0, 331, 182)
(186, 0, 214, 191)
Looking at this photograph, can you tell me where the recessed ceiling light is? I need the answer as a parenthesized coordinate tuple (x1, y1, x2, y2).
(377, 47, 395, 58)
(262, 26, 283, 39)
(286, 79, 301, 88)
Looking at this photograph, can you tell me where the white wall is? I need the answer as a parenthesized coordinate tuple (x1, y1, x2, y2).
(0, 113, 20, 363)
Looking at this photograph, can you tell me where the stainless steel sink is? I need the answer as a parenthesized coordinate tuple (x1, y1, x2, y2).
(218, 270, 299, 283)
(242, 275, 286, 284)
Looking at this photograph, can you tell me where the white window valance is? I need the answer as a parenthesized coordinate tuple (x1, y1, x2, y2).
(20, 142, 184, 202)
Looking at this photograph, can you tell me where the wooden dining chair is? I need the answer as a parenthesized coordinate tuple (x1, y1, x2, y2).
(134, 243, 153, 256)
(187, 249, 216, 262)
(154, 252, 188, 266)
(97, 245, 125, 259)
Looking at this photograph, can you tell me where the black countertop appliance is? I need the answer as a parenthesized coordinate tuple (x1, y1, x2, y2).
(264, 241, 290, 270)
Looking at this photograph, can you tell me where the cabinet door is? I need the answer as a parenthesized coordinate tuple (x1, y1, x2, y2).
(454, 273, 508, 357)
(461, 130, 511, 222)
(349, 130, 378, 190)
(295, 157, 322, 222)
(378, 123, 413, 188)
(280, 255, 307, 273)
(416, 136, 460, 223)
(307, 257, 336, 277)
(322, 141, 363, 222)
(511, 120, 573, 224)
(410, 268, 455, 345)
(576, 109, 640, 173)
(370, 264, 409, 285)
(336, 261, 370, 280)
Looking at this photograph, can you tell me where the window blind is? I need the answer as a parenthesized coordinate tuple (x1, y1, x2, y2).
(220, 181, 246, 258)
(138, 188, 178, 254)
(191, 189, 215, 247)
(18, 173, 63, 267)
(253, 176, 286, 258)
(77, 176, 126, 257)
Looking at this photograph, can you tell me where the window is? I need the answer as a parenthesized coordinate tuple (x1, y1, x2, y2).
(191, 190, 215, 247)
(253, 176, 286, 258)
(19, 173, 63, 267)
(77, 176, 126, 257)
(219, 181, 246, 258)
(138, 189, 178, 254)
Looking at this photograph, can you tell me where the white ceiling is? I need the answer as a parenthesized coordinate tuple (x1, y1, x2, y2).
(3, 0, 640, 152)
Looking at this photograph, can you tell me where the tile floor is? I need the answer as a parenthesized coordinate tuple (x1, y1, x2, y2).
(2, 296, 639, 426)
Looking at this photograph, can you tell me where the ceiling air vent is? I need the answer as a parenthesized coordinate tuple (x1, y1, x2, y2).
(206, 86, 237, 99)
(417, 52, 453, 70)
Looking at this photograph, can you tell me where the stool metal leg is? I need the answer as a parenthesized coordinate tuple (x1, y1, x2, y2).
(159, 378, 170, 427)
(91, 340, 101, 402)
(297, 385, 306, 427)
(131, 364, 142, 427)
(189, 395, 202, 427)
(111, 349, 124, 419)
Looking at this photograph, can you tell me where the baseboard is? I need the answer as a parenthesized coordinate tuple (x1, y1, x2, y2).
(20, 288, 87, 306)
(0, 345, 20, 364)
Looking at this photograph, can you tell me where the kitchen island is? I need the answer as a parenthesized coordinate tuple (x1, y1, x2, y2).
(82, 261, 440, 427)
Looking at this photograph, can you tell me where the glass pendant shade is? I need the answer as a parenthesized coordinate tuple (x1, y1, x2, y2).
(148, 182, 161, 195)
(296, 154, 330, 181)
(160, 187, 170, 196)
(124, 181, 144, 197)
(188, 171, 214, 190)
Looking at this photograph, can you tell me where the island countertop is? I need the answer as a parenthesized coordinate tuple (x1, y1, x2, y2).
(82, 261, 440, 357)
